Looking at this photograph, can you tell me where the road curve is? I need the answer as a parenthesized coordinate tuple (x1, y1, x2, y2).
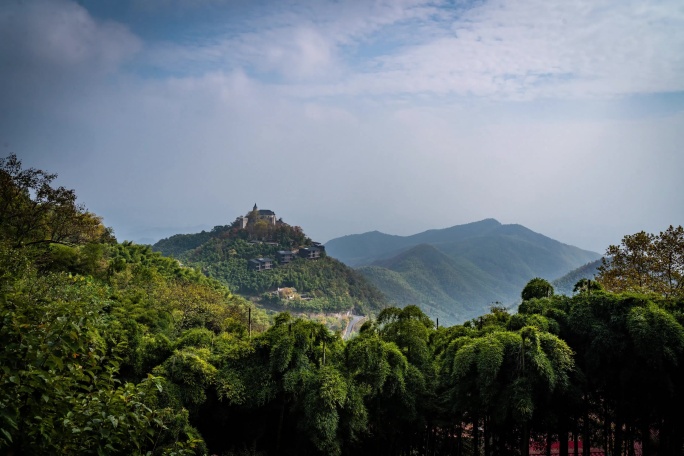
(343, 314, 365, 340)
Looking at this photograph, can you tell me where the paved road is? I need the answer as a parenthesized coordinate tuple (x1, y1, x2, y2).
(343, 314, 365, 340)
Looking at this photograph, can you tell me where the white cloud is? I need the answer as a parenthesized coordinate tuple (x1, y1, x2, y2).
(138, 0, 439, 80)
(143, 0, 683, 100)
(0, 0, 140, 74)
(0, 0, 141, 121)
(300, 0, 684, 100)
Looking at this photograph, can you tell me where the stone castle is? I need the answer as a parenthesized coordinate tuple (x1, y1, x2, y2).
(237, 203, 277, 229)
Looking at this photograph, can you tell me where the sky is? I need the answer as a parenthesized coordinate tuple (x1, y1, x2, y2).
(1, 0, 683, 253)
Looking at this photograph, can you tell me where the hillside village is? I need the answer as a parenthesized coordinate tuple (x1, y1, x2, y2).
(237, 204, 326, 271)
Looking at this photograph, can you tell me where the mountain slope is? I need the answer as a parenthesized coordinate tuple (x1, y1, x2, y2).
(552, 259, 603, 296)
(154, 225, 390, 315)
(359, 243, 508, 324)
(328, 219, 601, 323)
(325, 219, 502, 266)
(438, 223, 600, 284)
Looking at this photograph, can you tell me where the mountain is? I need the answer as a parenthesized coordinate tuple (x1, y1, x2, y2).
(326, 219, 601, 324)
(153, 220, 390, 315)
(358, 244, 506, 323)
(551, 259, 604, 296)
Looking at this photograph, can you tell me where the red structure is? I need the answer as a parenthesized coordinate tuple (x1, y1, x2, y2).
(529, 440, 642, 455)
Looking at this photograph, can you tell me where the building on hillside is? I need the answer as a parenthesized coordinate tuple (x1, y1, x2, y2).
(238, 204, 277, 228)
(298, 246, 322, 260)
(249, 257, 273, 272)
(277, 287, 298, 300)
(277, 250, 298, 264)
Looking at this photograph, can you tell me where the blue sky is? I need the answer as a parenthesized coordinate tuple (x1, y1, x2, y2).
(1, 0, 683, 252)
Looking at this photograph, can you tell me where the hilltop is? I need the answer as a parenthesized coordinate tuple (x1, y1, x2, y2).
(153, 204, 389, 316)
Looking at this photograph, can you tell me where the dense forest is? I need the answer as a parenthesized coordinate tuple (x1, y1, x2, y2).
(2, 154, 684, 455)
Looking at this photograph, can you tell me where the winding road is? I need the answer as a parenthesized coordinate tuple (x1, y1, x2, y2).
(343, 314, 365, 340)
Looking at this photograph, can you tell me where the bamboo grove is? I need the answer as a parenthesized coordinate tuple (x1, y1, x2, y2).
(1, 154, 683, 455)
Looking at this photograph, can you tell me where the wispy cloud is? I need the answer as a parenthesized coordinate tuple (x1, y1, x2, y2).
(137, 0, 439, 80)
(0, 0, 140, 114)
(136, 0, 684, 100)
(315, 0, 684, 99)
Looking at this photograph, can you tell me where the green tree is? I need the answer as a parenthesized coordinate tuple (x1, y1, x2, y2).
(572, 278, 603, 295)
(0, 154, 113, 248)
(597, 226, 684, 297)
(0, 260, 203, 454)
(345, 325, 424, 455)
(652, 225, 684, 297)
(521, 278, 554, 301)
(440, 325, 573, 455)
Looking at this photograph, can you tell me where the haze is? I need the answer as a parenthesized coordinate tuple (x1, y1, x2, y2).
(1, 0, 683, 252)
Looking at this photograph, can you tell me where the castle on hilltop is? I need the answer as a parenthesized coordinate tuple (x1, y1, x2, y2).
(238, 203, 277, 229)
(233, 203, 325, 272)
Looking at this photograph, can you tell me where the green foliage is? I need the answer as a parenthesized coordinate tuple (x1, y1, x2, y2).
(334, 220, 601, 323)
(5, 156, 684, 455)
(175, 237, 389, 314)
(0, 154, 114, 249)
(152, 226, 229, 258)
(551, 259, 602, 295)
(521, 277, 554, 301)
(0, 261, 203, 454)
(598, 225, 684, 297)
(572, 277, 604, 294)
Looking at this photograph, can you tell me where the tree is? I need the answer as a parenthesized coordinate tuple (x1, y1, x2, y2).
(567, 292, 684, 455)
(345, 324, 424, 455)
(572, 278, 603, 295)
(0, 154, 113, 247)
(598, 226, 684, 297)
(652, 225, 684, 297)
(0, 254, 204, 455)
(522, 278, 554, 301)
(440, 325, 573, 455)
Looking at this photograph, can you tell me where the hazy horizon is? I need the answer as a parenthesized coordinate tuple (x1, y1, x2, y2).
(2, 0, 683, 253)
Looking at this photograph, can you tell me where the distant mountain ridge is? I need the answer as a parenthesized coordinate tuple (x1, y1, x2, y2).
(326, 219, 601, 324)
(552, 259, 603, 296)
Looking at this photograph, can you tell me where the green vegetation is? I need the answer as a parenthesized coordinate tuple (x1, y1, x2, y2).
(358, 244, 490, 325)
(598, 225, 684, 297)
(551, 259, 602, 295)
(2, 154, 684, 455)
(154, 220, 389, 316)
(520, 277, 554, 300)
(337, 220, 601, 322)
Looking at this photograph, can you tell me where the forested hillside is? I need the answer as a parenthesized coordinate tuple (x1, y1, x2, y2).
(153, 213, 389, 315)
(359, 244, 500, 324)
(552, 259, 603, 295)
(2, 154, 684, 456)
(329, 219, 601, 323)
(325, 219, 599, 269)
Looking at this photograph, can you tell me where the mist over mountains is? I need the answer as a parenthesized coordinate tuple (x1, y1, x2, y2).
(325, 219, 601, 324)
